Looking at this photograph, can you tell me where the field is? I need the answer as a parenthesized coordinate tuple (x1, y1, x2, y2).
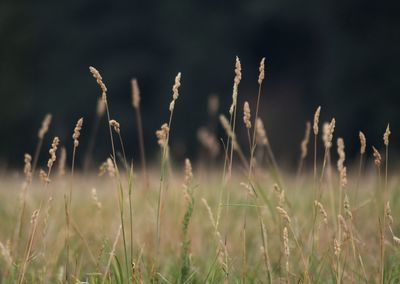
(1, 61, 400, 283)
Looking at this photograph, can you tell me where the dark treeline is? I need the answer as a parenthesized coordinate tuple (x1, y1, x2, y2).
(1, 0, 400, 169)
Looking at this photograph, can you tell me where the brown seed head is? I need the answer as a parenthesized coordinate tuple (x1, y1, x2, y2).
(47, 137, 60, 169)
(109, 119, 120, 134)
(258, 57, 266, 85)
(73, 117, 83, 147)
(337, 138, 345, 172)
(313, 106, 321, 136)
(229, 56, 242, 115)
(89, 66, 107, 94)
(156, 123, 170, 148)
(243, 101, 252, 129)
(384, 124, 391, 146)
(372, 146, 382, 167)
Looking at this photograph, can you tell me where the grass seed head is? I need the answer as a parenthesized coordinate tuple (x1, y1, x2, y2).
(256, 118, 268, 146)
(301, 121, 311, 158)
(89, 66, 107, 94)
(131, 79, 141, 109)
(109, 119, 120, 134)
(24, 154, 32, 182)
(372, 146, 382, 167)
(229, 56, 242, 115)
(313, 106, 321, 136)
(258, 57, 266, 85)
(73, 117, 83, 147)
(156, 123, 170, 148)
(276, 206, 291, 224)
(383, 124, 391, 146)
(337, 137, 345, 172)
(243, 101, 252, 129)
(47, 137, 60, 169)
(38, 113, 52, 139)
(359, 131, 366, 154)
(314, 200, 328, 224)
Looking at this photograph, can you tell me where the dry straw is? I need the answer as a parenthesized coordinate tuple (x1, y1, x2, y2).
(243, 101, 251, 129)
(183, 158, 193, 193)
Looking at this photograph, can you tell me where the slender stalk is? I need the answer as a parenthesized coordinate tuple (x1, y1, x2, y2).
(135, 105, 149, 189)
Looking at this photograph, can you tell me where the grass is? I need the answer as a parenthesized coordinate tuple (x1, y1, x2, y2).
(1, 59, 400, 283)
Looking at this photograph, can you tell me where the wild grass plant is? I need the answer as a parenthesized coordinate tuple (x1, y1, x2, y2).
(1, 58, 400, 283)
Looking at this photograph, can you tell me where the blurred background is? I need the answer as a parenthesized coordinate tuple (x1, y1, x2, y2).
(1, 0, 400, 169)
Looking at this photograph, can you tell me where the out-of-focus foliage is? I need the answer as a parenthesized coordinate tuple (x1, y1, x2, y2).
(1, 0, 400, 167)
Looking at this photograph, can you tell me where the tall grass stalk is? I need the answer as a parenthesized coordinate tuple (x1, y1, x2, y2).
(132, 79, 149, 189)
(155, 72, 181, 279)
(89, 66, 129, 281)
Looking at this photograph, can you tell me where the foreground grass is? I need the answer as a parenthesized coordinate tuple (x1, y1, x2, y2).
(0, 166, 400, 283)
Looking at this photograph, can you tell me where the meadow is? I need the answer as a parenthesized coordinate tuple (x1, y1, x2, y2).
(0, 58, 400, 283)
